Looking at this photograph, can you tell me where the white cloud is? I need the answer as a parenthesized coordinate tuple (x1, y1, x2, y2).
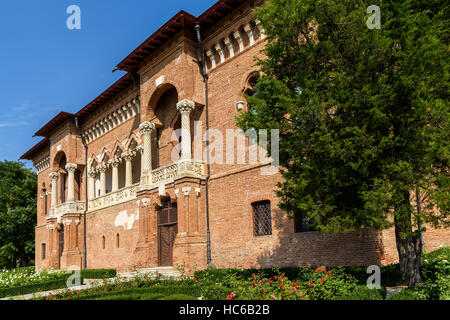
(0, 122, 28, 128)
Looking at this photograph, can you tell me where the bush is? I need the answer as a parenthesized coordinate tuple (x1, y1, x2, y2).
(80, 269, 117, 279)
(337, 285, 386, 300)
(0, 278, 71, 298)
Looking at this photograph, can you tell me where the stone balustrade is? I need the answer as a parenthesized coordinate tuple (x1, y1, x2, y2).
(50, 201, 85, 217)
(142, 159, 206, 187)
(88, 183, 138, 212)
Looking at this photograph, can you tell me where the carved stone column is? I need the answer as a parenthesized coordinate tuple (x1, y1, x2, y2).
(88, 171, 97, 200)
(233, 31, 244, 52)
(99, 165, 107, 196)
(49, 172, 60, 213)
(139, 122, 155, 176)
(124, 152, 134, 187)
(65, 164, 77, 202)
(176, 99, 196, 160)
(244, 24, 255, 46)
(111, 159, 121, 192)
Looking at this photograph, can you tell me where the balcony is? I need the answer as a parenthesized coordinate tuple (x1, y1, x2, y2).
(141, 159, 206, 187)
(88, 183, 139, 212)
(49, 201, 85, 218)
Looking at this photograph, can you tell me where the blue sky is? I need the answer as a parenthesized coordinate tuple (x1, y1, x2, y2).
(0, 0, 216, 168)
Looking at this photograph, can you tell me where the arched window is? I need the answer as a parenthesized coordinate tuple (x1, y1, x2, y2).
(243, 73, 260, 98)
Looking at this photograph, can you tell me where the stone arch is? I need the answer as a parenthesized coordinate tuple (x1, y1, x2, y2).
(125, 134, 141, 152)
(89, 154, 99, 170)
(146, 82, 180, 120)
(241, 70, 262, 96)
(99, 148, 111, 165)
(52, 151, 67, 172)
(111, 140, 124, 159)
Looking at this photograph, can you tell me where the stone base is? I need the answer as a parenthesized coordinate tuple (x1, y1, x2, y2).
(60, 249, 82, 270)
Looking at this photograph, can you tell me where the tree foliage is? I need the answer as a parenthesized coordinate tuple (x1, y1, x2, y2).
(237, 0, 449, 286)
(0, 161, 37, 269)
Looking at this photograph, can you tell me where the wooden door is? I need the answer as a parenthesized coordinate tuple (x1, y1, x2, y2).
(158, 202, 178, 267)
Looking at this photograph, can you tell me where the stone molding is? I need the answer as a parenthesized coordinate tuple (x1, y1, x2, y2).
(205, 20, 265, 72)
(88, 183, 138, 212)
(82, 97, 140, 144)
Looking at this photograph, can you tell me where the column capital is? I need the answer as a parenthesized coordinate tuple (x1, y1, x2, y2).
(110, 158, 122, 168)
(176, 99, 195, 114)
(65, 163, 78, 173)
(98, 165, 108, 173)
(123, 152, 134, 162)
(88, 171, 97, 178)
(139, 121, 156, 134)
(49, 172, 60, 180)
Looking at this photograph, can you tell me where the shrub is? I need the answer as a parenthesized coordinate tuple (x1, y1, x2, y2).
(0, 278, 71, 298)
(337, 285, 386, 300)
(80, 269, 117, 279)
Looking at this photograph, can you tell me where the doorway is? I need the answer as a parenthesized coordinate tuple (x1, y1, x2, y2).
(157, 202, 178, 267)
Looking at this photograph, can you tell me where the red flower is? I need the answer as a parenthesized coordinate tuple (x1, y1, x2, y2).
(193, 278, 197, 281)
(293, 283, 298, 288)
(314, 270, 318, 273)
(319, 269, 323, 273)
(269, 280, 274, 284)
(251, 273, 256, 278)
(253, 280, 257, 286)
(309, 282, 314, 287)
(327, 270, 332, 275)
(320, 280, 324, 284)
(281, 273, 285, 277)
(280, 283, 285, 287)
(273, 276, 278, 280)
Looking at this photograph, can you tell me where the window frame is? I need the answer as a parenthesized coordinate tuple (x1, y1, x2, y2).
(252, 200, 273, 237)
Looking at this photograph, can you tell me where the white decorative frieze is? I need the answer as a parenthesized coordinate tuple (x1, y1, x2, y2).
(88, 184, 138, 212)
(82, 96, 141, 144)
(34, 156, 50, 173)
(205, 20, 262, 71)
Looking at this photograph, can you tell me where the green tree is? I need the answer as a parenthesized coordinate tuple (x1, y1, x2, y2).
(238, 0, 449, 287)
(0, 161, 37, 269)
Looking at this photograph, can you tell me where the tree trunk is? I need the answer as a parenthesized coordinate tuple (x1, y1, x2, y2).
(394, 193, 423, 287)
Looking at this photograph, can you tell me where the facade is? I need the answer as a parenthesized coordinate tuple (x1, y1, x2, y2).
(22, 0, 448, 273)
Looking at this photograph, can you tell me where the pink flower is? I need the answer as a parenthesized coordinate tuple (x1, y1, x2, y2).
(271, 295, 276, 300)
(251, 273, 256, 277)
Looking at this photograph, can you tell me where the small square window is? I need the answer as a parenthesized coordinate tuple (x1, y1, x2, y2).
(252, 201, 272, 236)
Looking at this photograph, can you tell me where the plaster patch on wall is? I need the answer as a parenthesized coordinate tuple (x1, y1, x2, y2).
(115, 210, 138, 230)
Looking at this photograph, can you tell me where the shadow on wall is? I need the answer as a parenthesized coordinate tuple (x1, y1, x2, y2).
(254, 207, 386, 269)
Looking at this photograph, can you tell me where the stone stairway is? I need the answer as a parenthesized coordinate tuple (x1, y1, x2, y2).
(118, 267, 182, 280)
